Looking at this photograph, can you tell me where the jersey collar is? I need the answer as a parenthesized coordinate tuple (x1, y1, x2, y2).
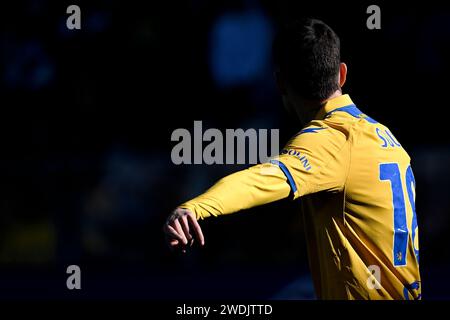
(315, 94, 354, 120)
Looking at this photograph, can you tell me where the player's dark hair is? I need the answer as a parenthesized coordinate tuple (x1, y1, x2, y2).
(273, 18, 341, 100)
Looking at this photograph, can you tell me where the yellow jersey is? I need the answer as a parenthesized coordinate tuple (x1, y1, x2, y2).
(180, 94, 421, 300)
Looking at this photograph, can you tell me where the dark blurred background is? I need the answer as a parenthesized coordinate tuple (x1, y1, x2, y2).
(1, 0, 449, 299)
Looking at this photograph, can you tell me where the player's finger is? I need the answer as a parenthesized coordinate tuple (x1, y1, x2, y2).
(180, 215, 192, 240)
(164, 224, 185, 244)
(166, 237, 179, 251)
(172, 219, 188, 245)
(187, 214, 205, 246)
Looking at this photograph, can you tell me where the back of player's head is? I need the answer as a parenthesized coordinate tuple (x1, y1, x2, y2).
(273, 18, 341, 101)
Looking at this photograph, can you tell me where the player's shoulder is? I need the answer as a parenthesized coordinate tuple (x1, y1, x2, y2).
(285, 119, 350, 150)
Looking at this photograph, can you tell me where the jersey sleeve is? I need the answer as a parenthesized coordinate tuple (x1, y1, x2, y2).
(273, 121, 351, 199)
(179, 163, 292, 220)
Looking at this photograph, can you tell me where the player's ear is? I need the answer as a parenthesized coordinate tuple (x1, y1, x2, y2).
(339, 62, 347, 88)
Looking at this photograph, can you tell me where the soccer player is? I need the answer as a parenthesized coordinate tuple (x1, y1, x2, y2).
(163, 19, 421, 300)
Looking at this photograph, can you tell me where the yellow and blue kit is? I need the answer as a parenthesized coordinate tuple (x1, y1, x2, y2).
(180, 94, 421, 300)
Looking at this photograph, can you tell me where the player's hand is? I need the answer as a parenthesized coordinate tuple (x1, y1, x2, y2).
(163, 207, 205, 253)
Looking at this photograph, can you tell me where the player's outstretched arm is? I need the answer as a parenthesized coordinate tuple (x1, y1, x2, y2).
(163, 163, 292, 252)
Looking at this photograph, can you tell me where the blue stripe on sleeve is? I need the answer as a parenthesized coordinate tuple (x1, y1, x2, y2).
(270, 160, 298, 193)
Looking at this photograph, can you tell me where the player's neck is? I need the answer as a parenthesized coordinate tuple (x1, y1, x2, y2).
(324, 90, 343, 103)
(296, 90, 343, 124)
